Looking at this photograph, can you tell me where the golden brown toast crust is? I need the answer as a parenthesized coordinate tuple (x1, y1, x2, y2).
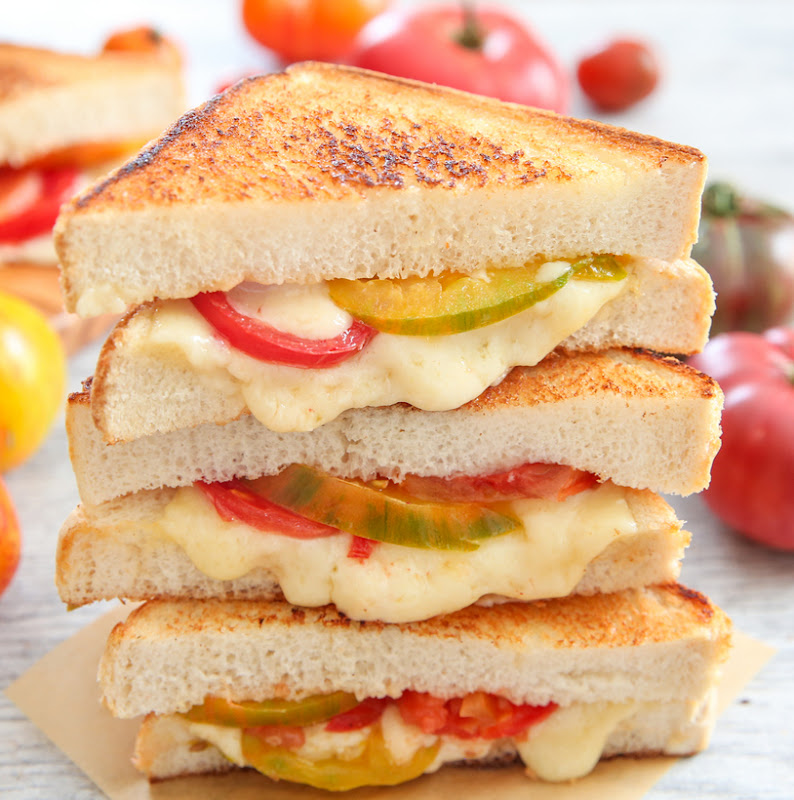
(67, 62, 703, 214)
(109, 584, 731, 661)
(465, 348, 721, 412)
(0, 42, 175, 103)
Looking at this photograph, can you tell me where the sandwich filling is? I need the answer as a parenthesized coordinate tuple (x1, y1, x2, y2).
(148, 690, 707, 788)
(0, 146, 140, 262)
(127, 256, 628, 432)
(138, 464, 658, 622)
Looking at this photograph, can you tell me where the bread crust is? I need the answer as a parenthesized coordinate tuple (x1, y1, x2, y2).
(55, 62, 708, 315)
(98, 587, 731, 719)
(68, 347, 722, 504)
(0, 41, 183, 168)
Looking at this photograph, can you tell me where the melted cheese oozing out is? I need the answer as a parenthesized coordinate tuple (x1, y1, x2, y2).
(516, 701, 636, 781)
(153, 482, 638, 623)
(142, 265, 626, 432)
(183, 699, 646, 782)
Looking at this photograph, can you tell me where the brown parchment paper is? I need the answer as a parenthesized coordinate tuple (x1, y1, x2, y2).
(5, 606, 774, 800)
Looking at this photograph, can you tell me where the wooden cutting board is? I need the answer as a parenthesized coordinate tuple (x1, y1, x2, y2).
(0, 263, 117, 356)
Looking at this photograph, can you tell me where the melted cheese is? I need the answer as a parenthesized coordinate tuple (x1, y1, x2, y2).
(141, 266, 626, 432)
(152, 482, 638, 623)
(516, 701, 636, 781)
(183, 699, 646, 783)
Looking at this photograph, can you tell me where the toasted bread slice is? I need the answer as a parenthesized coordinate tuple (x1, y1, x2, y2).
(56, 483, 690, 620)
(85, 255, 715, 440)
(0, 38, 183, 168)
(68, 349, 722, 505)
(56, 62, 707, 316)
(99, 586, 731, 718)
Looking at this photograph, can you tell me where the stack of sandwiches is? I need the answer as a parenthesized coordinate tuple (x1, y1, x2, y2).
(0, 28, 183, 348)
(54, 63, 731, 791)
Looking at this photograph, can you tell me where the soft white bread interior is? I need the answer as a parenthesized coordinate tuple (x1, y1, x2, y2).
(98, 586, 731, 719)
(55, 62, 707, 316)
(0, 40, 183, 167)
(133, 693, 718, 782)
(85, 255, 715, 443)
(68, 349, 723, 505)
(55, 485, 690, 610)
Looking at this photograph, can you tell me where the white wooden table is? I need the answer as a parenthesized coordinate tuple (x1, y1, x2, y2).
(2, 2, 793, 797)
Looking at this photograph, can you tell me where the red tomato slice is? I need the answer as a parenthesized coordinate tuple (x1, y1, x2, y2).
(347, 535, 377, 560)
(397, 692, 449, 734)
(324, 697, 390, 732)
(197, 479, 340, 539)
(397, 691, 556, 740)
(191, 291, 376, 368)
(0, 166, 79, 243)
(399, 463, 599, 503)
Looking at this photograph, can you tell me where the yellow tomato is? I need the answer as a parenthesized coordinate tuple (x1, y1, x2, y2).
(0, 291, 66, 471)
(0, 476, 20, 598)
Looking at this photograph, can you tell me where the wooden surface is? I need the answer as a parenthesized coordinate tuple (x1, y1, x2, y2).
(2, 1, 794, 798)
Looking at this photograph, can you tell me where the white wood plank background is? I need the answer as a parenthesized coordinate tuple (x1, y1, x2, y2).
(1, 1, 793, 797)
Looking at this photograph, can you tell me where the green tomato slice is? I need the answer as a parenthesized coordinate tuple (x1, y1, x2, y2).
(184, 692, 358, 728)
(247, 465, 520, 552)
(241, 727, 440, 791)
(327, 255, 626, 336)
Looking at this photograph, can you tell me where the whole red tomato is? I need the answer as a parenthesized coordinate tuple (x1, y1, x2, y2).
(577, 39, 659, 112)
(242, 0, 389, 63)
(689, 328, 794, 550)
(349, 5, 568, 112)
(0, 477, 20, 599)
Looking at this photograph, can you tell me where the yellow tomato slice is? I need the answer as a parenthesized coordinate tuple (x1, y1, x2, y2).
(327, 255, 626, 336)
(241, 727, 440, 791)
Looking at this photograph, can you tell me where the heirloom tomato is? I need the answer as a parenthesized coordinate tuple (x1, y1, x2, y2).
(689, 327, 794, 549)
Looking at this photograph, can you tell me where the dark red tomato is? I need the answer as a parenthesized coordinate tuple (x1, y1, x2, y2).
(397, 692, 448, 734)
(197, 479, 341, 539)
(349, 5, 568, 112)
(688, 327, 794, 550)
(577, 39, 659, 112)
(325, 697, 390, 732)
(397, 691, 556, 740)
(191, 291, 376, 368)
(399, 463, 599, 504)
(0, 166, 79, 243)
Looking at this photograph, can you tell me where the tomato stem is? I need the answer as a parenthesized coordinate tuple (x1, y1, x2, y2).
(456, 2, 484, 50)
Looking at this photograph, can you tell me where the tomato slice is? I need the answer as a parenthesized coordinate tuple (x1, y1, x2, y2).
(400, 463, 599, 503)
(196, 479, 340, 539)
(325, 697, 390, 732)
(0, 166, 79, 243)
(248, 464, 520, 552)
(347, 535, 378, 560)
(185, 692, 359, 727)
(241, 728, 440, 791)
(191, 290, 377, 368)
(397, 691, 556, 740)
(327, 255, 626, 337)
